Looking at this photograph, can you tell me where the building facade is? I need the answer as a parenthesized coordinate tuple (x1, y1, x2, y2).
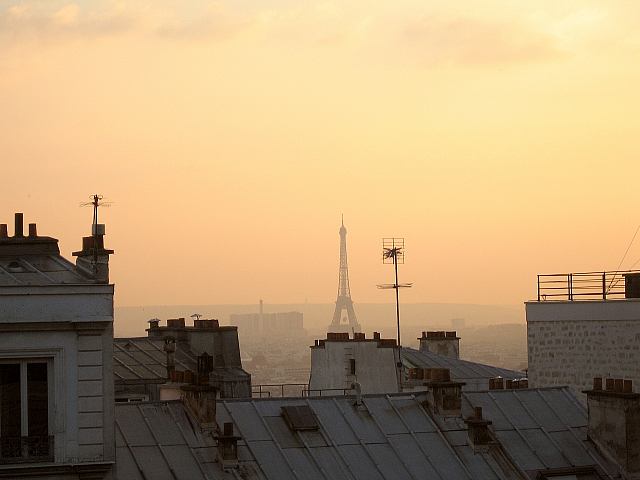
(0, 213, 115, 478)
(527, 270, 640, 400)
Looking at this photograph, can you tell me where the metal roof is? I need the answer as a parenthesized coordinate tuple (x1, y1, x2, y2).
(402, 347, 523, 391)
(461, 387, 619, 478)
(0, 251, 95, 286)
(113, 337, 197, 383)
(217, 393, 521, 480)
(114, 387, 619, 480)
(115, 401, 232, 480)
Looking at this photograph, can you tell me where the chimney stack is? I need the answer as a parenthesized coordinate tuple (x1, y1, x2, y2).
(584, 377, 640, 476)
(216, 422, 240, 468)
(0, 224, 7, 239)
(419, 330, 460, 359)
(72, 223, 114, 283)
(28, 223, 37, 237)
(465, 405, 493, 450)
(14, 213, 23, 237)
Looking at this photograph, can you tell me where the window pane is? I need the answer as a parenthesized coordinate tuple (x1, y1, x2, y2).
(0, 364, 21, 438)
(27, 363, 48, 437)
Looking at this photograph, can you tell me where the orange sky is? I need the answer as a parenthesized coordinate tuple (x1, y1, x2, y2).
(1, 1, 640, 307)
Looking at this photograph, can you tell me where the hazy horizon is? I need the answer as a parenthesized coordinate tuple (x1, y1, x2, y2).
(3, 1, 640, 311)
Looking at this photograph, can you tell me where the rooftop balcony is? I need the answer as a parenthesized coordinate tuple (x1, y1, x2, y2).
(536, 269, 640, 302)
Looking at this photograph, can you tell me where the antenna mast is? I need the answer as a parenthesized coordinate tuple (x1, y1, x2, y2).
(377, 237, 412, 391)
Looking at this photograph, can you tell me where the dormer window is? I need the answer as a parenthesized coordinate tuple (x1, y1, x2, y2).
(0, 360, 52, 464)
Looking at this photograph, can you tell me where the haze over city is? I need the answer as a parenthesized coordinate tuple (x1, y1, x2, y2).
(2, 0, 640, 311)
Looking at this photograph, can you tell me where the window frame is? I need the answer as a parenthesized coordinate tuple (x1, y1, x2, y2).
(0, 347, 63, 463)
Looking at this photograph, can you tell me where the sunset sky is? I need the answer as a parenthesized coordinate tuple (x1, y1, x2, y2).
(1, 0, 640, 307)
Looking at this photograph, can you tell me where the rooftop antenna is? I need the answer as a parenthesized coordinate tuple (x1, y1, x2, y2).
(377, 237, 412, 390)
(191, 313, 203, 321)
(80, 194, 113, 273)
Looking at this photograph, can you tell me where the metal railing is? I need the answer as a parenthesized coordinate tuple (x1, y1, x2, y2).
(251, 384, 351, 398)
(0, 435, 54, 464)
(537, 270, 640, 301)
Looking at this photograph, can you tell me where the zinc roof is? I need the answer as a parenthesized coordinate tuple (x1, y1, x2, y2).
(217, 393, 519, 480)
(113, 337, 197, 383)
(0, 252, 94, 286)
(461, 387, 619, 478)
(115, 401, 233, 480)
(402, 347, 523, 391)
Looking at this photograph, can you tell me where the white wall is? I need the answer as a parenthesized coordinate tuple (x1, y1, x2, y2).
(309, 341, 399, 394)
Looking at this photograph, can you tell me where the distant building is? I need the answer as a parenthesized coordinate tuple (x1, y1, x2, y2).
(115, 317, 252, 400)
(230, 300, 304, 338)
(0, 213, 115, 477)
(309, 330, 522, 394)
(526, 270, 640, 400)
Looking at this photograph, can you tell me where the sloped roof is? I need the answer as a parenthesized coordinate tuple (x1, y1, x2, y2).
(216, 394, 520, 480)
(402, 347, 523, 390)
(0, 248, 94, 286)
(113, 337, 197, 383)
(461, 387, 619, 478)
(115, 401, 232, 480)
(114, 387, 619, 480)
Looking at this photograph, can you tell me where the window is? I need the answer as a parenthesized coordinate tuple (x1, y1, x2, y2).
(0, 360, 52, 463)
(281, 405, 319, 431)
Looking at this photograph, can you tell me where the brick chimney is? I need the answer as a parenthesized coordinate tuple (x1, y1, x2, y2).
(72, 223, 114, 283)
(465, 406, 494, 451)
(418, 331, 460, 359)
(584, 377, 640, 475)
(215, 422, 241, 468)
(423, 368, 465, 415)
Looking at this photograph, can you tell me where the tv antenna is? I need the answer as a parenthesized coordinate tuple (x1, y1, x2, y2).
(377, 237, 412, 390)
(80, 194, 113, 272)
(191, 313, 203, 321)
(80, 194, 113, 232)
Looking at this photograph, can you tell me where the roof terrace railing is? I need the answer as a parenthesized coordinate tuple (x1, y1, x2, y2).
(251, 384, 351, 398)
(537, 269, 640, 302)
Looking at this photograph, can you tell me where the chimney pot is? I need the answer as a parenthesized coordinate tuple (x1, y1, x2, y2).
(615, 379, 624, 393)
(474, 406, 483, 419)
(606, 378, 615, 391)
(224, 422, 234, 436)
(28, 223, 37, 237)
(14, 213, 23, 237)
(624, 380, 633, 394)
(593, 377, 603, 390)
(0, 224, 7, 238)
(373, 332, 381, 340)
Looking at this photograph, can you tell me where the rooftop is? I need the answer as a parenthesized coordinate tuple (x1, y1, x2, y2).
(535, 269, 640, 302)
(113, 337, 198, 384)
(401, 347, 524, 391)
(0, 212, 108, 286)
(213, 386, 619, 479)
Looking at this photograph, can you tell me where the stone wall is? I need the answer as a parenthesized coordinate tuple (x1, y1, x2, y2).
(526, 300, 640, 401)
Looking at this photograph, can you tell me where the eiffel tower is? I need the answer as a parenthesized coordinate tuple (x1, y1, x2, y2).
(328, 217, 361, 333)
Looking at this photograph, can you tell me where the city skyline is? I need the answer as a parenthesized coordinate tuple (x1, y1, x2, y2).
(2, 1, 640, 307)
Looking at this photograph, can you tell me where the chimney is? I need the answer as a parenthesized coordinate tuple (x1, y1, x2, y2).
(215, 422, 240, 468)
(373, 332, 381, 340)
(584, 377, 640, 475)
(181, 383, 218, 425)
(72, 223, 114, 283)
(163, 337, 176, 378)
(14, 213, 24, 237)
(418, 331, 460, 359)
(28, 223, 37, 237)
(0, 224, 7, 239)
(424, 368, 465, 415)
(465, 406, 493, 450)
